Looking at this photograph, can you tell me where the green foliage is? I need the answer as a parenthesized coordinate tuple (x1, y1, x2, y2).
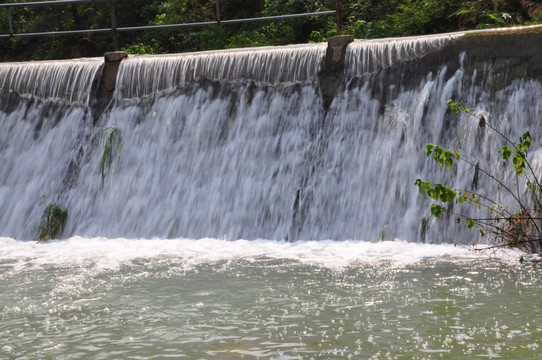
(430, 204, 445, 219)
(37, 198, 68, 242)
(452, 0, 533, 29)
(2, 0, 542, 60)
(415, 179, 456, 205)
(123, 42, 162, 55)
(425, 144, 460, 169)
(447, 99, 469, 115)
(100, 126, 122, 186)
(309, 30, 325, 43)
(504, 131, 531, 177)
(417, 99, 542, 255)
(347, 20, 395, 39)
(226, 30, 267, 49)
(388, 0, 434, 35)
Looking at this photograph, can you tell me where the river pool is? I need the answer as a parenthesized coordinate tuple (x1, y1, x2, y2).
(1, 238, 540, 359)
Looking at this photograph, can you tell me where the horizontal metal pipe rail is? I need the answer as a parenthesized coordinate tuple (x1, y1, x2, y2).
(0, 0, 342, 50)
(0, 0, 108, 9)
(117, 11, 337, 31)
(0, 11, 337, 38)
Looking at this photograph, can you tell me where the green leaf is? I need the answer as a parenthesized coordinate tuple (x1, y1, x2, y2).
(415, 179, 432, 196)
(430, 204, 444, 219)
(453, 9, 473, 17)
(427, 145, 460, 169)
(433, 183, 456, 203)
(521, 131, 532, 150)
(500, 146, 512, 161)
(433, 146, 443, 166)
(512, 151, 526, 177)
(453, 151, 460, 160)
(486, 13, 505, 24)
(425, 144, 434, 156)
(467, 219, 475, 229)
(447, 99, 464, 114)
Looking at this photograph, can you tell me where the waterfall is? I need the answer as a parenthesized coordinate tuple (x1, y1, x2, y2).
(0, 58, 103, 106)
(115, 44, 326, 101)
(345, 33, 461, 77)
(1, 28, 542, 241)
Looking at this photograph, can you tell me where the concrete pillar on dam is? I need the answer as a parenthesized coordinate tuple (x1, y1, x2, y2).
(94, 51, 128, 122)
(103, 51, 128, 94)
(320, 35, 354, 109)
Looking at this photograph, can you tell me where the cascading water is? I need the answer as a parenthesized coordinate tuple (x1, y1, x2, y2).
(0, 58, 103, 239)
(345, 33, 461, 77)
(3, 29, 542, 360)
(0, 58, 102, 105)
(116, 44, 326, 100)
(1, 29, 542, 242)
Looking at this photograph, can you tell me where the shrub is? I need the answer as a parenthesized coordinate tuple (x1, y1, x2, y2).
(37, 201, 68, 242)
(416, 100, 542, 256)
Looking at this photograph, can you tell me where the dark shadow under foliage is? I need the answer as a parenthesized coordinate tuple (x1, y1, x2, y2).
(2, 0, 542, 61)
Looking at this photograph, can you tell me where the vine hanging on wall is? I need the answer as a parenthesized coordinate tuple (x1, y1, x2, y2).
(100, 126, 122, 186)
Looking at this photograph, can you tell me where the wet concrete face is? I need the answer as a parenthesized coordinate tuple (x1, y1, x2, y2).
(320, 35, 354, 109)
(93, 51, 128, 122)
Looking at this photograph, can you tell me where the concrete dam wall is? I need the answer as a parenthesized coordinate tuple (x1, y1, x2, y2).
(1, 26, 542, 241)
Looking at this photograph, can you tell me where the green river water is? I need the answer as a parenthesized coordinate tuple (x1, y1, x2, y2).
(1, 238, 540, 359)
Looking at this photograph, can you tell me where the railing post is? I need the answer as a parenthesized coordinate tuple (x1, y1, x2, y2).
(216, 0, 221, 25)
(336, 0, 343, 35)
(7, 7, 14, 38)
(109, 0, 118, 51)
(0, 0, 338, 44)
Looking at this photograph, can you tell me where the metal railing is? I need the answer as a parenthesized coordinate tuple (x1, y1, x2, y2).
(0, 0, 343, 52)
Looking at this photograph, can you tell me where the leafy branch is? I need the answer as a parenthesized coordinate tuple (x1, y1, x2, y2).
(416, 100, 542, 256)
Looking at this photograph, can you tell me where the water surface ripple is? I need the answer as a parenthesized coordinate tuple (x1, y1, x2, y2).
(1, 238, 540, 359)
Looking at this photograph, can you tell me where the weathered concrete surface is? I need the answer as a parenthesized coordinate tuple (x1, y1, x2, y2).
(340, 26, 542, 116)
(102, 51, 128, 94)
(325, 35, 354, 72)
(93, 51, 128, 122)
(105, 51, 129, 62)
(389, 26, 542, 91)
(320, 35, 354, 109)
(451, 26, 542, 82)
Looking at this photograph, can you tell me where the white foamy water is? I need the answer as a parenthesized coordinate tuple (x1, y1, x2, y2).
(2, 30, 542, 360)
(116, 43, 326, 101)
(1, 29, 542, 243)
(0, 58, 102, 106)
(0, 237, 473, 272)
(346, 33, 462, 77)
(1, 237, 540, 360)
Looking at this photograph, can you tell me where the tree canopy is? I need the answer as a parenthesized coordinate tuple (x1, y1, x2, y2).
(1, 0, 542, 61)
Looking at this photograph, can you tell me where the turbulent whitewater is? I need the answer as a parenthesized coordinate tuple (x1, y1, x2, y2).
(2, 28, 542, 242)
(3, 29, 542, 360)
